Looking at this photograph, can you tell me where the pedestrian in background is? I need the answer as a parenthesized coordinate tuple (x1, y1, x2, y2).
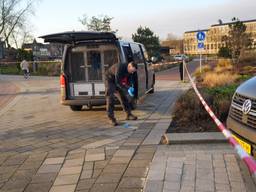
(179, 61, 184, 81)
(20, 60, 30, 79)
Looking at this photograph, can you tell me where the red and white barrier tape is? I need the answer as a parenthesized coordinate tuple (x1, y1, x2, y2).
(184, 62, 256, 178)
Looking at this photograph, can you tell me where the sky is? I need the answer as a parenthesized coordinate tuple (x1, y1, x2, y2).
(30, 0, 256, 42)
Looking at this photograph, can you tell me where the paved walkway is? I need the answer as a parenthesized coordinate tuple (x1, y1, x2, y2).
(0, 80, 18, 109)
(0, 74, 188, 192)
(144, 144, 256, 192)
(0, 73, 255, 192)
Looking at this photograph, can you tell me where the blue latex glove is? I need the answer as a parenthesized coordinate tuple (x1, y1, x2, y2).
(128, 87, 135, 97)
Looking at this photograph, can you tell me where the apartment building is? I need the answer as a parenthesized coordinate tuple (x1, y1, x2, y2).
(184, 19, 256, 55)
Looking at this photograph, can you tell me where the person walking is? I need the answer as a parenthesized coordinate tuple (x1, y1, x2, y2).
(20, 60, 30, 79)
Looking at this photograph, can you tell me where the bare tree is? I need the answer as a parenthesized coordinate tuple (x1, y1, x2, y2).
(0, 0, 36, 48)
(79, 14, 117, 32)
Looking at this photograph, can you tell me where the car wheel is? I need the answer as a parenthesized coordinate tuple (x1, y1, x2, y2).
(70, 105, 83, 111)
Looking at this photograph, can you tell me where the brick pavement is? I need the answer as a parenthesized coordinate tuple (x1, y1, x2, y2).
(0, 74, 188, 192)
(1, 73, 255, 192)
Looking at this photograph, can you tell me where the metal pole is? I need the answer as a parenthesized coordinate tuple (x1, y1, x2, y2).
(200, 52, 202, 73)
(183, 59, 185, 82)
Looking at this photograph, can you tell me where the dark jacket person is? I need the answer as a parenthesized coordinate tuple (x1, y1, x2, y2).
(105, 62, 138, 126)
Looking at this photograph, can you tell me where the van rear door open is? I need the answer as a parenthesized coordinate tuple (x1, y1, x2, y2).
(65, 44, 119, 97)
(40, 32, 119, 98)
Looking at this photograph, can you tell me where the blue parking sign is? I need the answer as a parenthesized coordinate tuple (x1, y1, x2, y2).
(198, 42, 204, 49)
(197, 31, 206, 41)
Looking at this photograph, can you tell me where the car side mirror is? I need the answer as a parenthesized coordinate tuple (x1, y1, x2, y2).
(151, 57, 157, 63)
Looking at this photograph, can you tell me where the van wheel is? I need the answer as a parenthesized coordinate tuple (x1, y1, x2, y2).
(87, 104, 93, 110)
(70, 105, 83, 111)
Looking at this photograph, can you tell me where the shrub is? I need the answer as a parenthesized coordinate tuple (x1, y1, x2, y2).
(193, 65, 212, 82)
(239, 51, 256, 66)
(173, 89, 210, 125)
(217, 59, 232, 67)
(202, 72, 238, 88)
(239, 66, 256, 75)
(218, 47, 232, 58)
(203, 84, 238, 121)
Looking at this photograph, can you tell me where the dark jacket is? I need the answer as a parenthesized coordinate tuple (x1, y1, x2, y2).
(105, 63, 130, 89)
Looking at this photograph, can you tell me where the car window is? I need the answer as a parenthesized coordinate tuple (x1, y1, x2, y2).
(122, 46, 133, 63)
(141, 45, 149, 61)
(130, 43, 144, 64)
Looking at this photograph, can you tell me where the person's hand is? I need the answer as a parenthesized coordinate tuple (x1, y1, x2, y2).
(128, 87, 135, 97)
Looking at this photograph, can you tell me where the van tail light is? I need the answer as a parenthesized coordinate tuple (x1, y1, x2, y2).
(60, 74, 66, 101)
(60, 74, 66, 88)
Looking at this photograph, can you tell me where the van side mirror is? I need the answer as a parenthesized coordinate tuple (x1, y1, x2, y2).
(151, 56, 157, 63)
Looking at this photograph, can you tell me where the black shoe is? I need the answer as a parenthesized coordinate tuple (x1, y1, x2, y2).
(126, 113, 138, 120)
(108, 117, 118, 126)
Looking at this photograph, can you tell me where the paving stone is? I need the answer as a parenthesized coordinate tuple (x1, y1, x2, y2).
(85, 153, 105, 162)
(92, 169, 102, 178)
(58, 166, 82, 175)
(43, 157, 65, 165)
(114, 150, 135, 157)
(24, 183, 52, 192)
(31, 173, 58, 183)
(96, 173, 122, 183)
(163, 181, 181, 190)
(80, 169, 93, 179)
(83, 162, 94, 170)
(49, 184, 76, 192)
(196, 179, 214, 192)
(119, 177, 145, 188)
(37, 164, 62, 174)
(215, 183, 231, 191)
(116, 188, 143, 192)
(124, 167, 148, 178)
(128, 160, 151, 168)
(3, 156, 28, 166)
(1, 179, 29, 191)
(76, 178, 95, 190)
(94, 160, 109, 169)
(63, 158, 84, 167)
(103, 164, 127, 174)
(90, 183, 118, 192)
(144, 180, 163, 192)
(109, 157, 131, 164)
(133, 153, 154, 160)
(53, 174, 80, 185)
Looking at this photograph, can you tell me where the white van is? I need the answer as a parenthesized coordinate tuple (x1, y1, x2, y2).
(40, 32, 155, 111)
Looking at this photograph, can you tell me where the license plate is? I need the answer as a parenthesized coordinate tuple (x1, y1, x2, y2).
(232, 135, 251, 155)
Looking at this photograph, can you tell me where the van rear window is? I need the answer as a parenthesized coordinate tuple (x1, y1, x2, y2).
(87, 51, 102, 81)
(70, 52, 85, 81)
(66, 44, 119, 82)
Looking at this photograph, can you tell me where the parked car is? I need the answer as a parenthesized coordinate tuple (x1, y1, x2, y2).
(227, 76, 256, 158)
(40, 31, 155, 111)
(173, 54, 189, 62)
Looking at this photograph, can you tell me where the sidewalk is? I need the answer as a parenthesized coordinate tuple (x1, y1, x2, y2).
(144, 144, 256, 192)
(0, 75, 189, 192)
(1, 74, 254, 191)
